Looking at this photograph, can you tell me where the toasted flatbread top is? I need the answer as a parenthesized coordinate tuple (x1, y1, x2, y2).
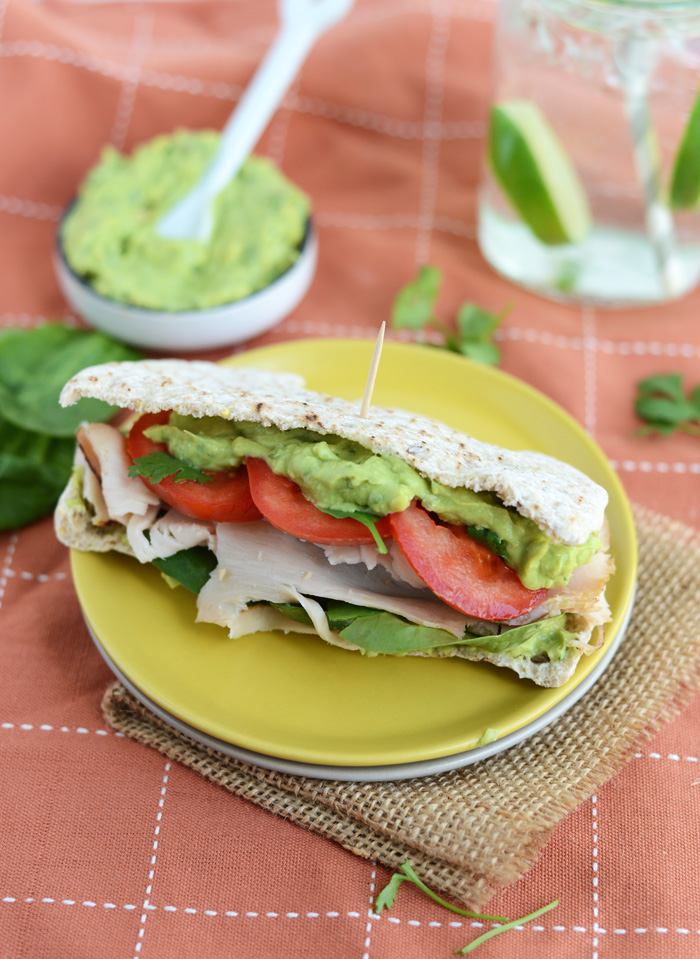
(60, 358, 608, 545)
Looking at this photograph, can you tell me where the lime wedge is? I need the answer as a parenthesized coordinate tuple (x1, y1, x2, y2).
(488, 100, 591, 246)
(669, 85, 700, 211)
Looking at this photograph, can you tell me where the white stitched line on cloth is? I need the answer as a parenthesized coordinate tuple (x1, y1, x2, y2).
(0, 899, 697, 935)
(279, 319, 443, 345)
(0, 534, 18, 615)
(592, 794, 602, 959)
(415, 4, 451, 265)
(635, 751, 699, 762)
(497, 327, 700, 357)
(111, 10, 154, 149)
(0, 722, 121, 736)
(287, 91, 483, 140)
(313, 210, 476, 238)
(3, 569, 67, 582)
(0, 40, 483, 142)
(267, 78, 299, 169)
(0, 195, 62, 220)
(582, 308, 597, 437)
(608, 460, 700, 475)
(363, 865, 377, 959)
(133, 761, 170, 959)
(0, 313, 77, 327)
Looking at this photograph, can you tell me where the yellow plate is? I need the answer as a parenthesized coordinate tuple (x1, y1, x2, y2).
(71, 339, 637, 767)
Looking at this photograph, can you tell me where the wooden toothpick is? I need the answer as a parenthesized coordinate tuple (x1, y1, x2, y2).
(360, 322, 385, 417)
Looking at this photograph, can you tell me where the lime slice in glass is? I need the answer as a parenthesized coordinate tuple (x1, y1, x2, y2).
(488, 100, 591, 246)
(669, 85, 700, 211)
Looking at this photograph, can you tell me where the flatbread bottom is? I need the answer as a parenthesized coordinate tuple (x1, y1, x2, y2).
(55, 476, 582, 688)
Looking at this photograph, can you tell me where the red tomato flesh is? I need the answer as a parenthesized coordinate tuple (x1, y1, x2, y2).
(389, 501, 547, 621)
(246, 457, 392, 546)
(127, 411, 262, 523)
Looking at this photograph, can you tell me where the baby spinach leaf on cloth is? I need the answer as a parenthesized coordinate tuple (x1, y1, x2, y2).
(0, 416, 74, 529)
(634, 373, 700, 436)
(0, 324, 142, 436)
(129, 451, 213, 485)
(152, 547, 217, 593)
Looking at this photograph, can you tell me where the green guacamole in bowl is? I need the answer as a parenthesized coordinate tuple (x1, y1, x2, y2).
(61, 130, 311, 312)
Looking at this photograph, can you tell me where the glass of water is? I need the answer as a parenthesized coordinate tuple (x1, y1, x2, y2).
(478, 0, 700, 308)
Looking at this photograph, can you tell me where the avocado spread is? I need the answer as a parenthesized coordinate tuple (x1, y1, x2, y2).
(147, 414, 601, 590)
(61, 130, 310, 311)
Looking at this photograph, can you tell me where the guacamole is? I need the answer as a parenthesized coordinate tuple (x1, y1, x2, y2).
(146, 414, 601, 590)
(61, 130, 310, 311)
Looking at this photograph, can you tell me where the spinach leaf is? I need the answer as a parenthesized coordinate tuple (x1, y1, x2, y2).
(151, 547, 217, 593)
(0, 324, 142, 437)
(339, 612, 461, 654)
(267, 602, 314, 625)
(0, 415, 74, 529)
(454, 614, 572, 661)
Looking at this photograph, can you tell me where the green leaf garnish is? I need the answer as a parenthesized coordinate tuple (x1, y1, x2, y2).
(318, 507, 388, 553)
(128, 451, 214, 485)
(634, 373, 700, 437)
(455, 899, 559, 954)
(374, 873, 407, 913)
(151, 546, 217, 593)
(390, 267, 508, 365)
(391, 264, 442, 331)
(375, 860, 508, 923)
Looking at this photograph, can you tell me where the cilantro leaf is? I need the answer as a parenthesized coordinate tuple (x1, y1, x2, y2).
(318, 507, 389, 553)
(389, 267, 507, 365)
(128, 451, 213, 484)
(391, 265, 442, 331)
(374, 860, 509, 922)
(634, 373, 700, 436)
(374, 873, 407, 913)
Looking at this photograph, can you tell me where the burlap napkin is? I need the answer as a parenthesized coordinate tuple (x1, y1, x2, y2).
(102, 503, 700, 908)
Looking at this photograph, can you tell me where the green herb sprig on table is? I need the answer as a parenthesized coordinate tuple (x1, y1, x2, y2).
(375, 860, 558, 955)
(634, 373, 700, 437)
(128, 451, 213, 485)
(390, 265, 510, 365)
(0, 324, 142, 530)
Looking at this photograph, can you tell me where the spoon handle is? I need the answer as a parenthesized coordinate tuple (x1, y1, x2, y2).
(206, 20, 318, 199)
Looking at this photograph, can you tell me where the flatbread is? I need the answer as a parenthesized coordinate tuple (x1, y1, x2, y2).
(60, 359, 607, 545)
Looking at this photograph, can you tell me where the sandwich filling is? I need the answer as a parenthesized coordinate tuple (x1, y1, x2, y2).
(58, 410, 613, 687)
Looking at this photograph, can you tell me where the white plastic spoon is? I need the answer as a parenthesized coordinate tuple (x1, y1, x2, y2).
(157, 0, 353, 243)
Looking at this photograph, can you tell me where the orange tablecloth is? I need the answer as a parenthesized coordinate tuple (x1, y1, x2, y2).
(2, 1, 700, 957)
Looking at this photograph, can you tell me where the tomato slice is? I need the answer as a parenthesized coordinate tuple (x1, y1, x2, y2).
(246, 457, 392, 546)
(389, 501, 547, 621)
(127, 411, 262, 523)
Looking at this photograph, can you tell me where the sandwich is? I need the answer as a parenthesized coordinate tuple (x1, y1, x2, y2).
(55, 358, 613, 688)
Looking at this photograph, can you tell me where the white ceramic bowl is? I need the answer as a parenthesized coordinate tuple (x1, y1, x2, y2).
(54, 217, 318, 352)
